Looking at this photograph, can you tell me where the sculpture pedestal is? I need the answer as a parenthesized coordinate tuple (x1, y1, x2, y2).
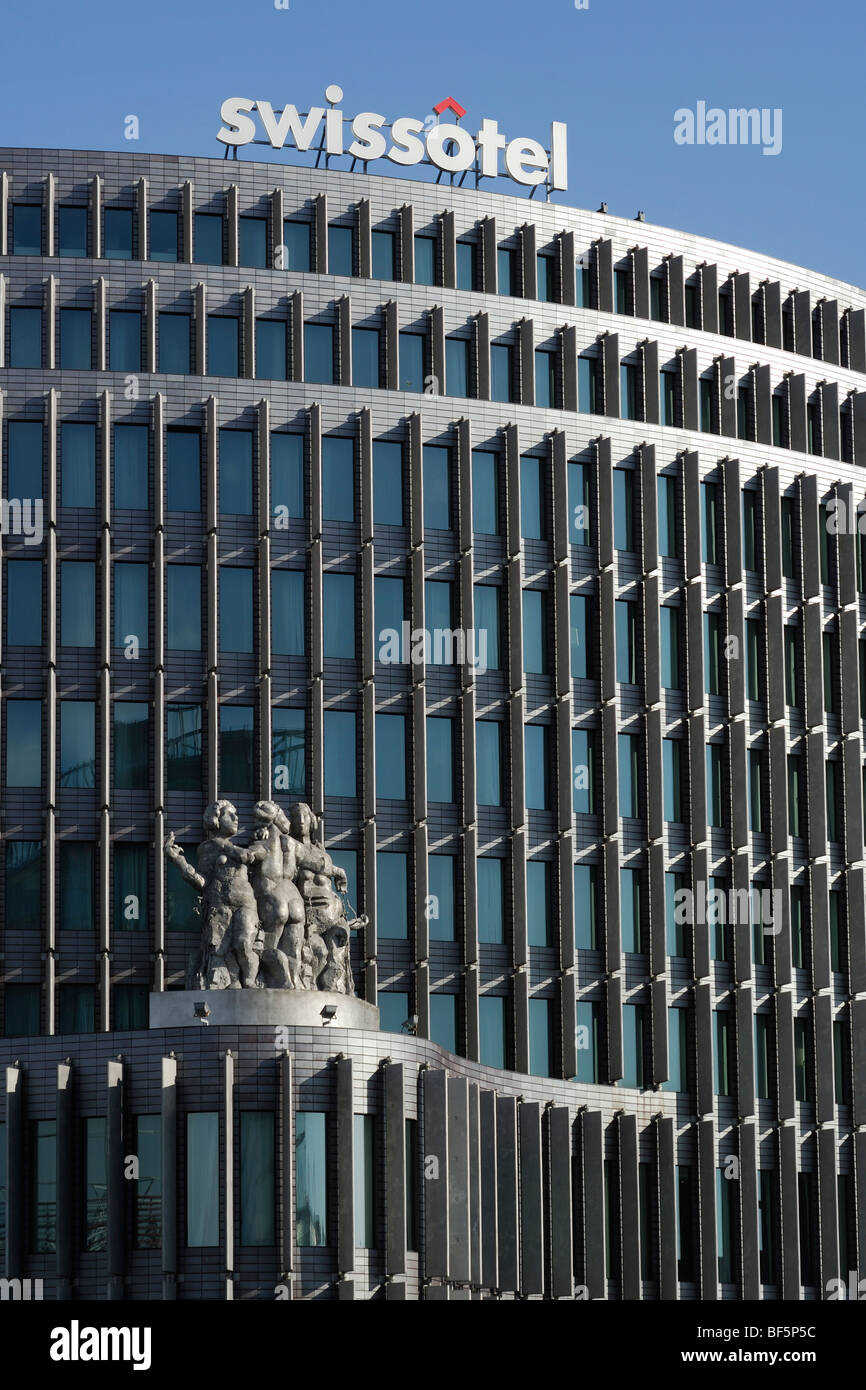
(149, 989, 380, 1031)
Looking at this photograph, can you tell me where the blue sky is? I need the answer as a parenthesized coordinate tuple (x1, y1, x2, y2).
(1, 0, 862, 285)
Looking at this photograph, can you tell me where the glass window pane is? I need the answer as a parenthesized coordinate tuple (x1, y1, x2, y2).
(523, 590, 545, 674)
(535, 350, 555, 408)
(423, 445, 450, 529)
(133, 1115, 162, 1247)
(220, 568, 253, 652)
(59, 308, 92, 369)
(471, 450, 498, 534)
(479, 996, 506, 1068)
(167, 704, 202, 792)
(108, 310, 141, 372)
(58, 206, 87, 257)
(186, 1113, 219, 1246)
(7, 420, 43, 500)
(304, 323, 334, 384)
(352, 328, 381, 388)
(478, 858, 504, 943)
(426, 718, 453, 802)
(296, 1112, 328, 1246)
(377, 853, 408, 939)
(104, 208, 133, 259)
(149, 210, 178, 261)
(4, 984, 40, 1036)
(373, 441, 403, 525)
(490, 343, 512, 402)
(323, 573, 356, 658)
(114, 424, 148, 509)
(322, 436, 354, 521)
(61, 422, 96, 507)
(114, 562, 148, 650)
(282, 220, 310, 271)
(271, 433, 304, 519)
(114, 842, 148, 932)
(414, 235, 436, 285)
(208, 316, 239, 376)
(379, 991, 410, 1034)
(525, 726, 548, 808)
(58, 984, 95, 1034)
(10, 307, 41, 367)
(219, 431, 253, 515)
(167, 565, 201, 650)
(497, 247, 514, 296)
(60, 562, 95, 646)
(353, 1114, 376, 1248)
(399, 332, 424, 392)
(520, 457, 544, 539)
(372, 230, 395, 280)
(271, 569, 305, 656)
(12, 204, 41, 254)
(194, 213, 223, 265)
(324, 710, 356, 796)
(240, 1112, 276, 1246)
(158, 313, 190, 374)
(529, 998, 552, 1077)
(376, 713, 406, 799)
(476, 720, 502, 805)
(428, 855, 455, 941)
(239, 216, 267, 268)
(6, 560, 42, 646)
(256, 319, 287, 380)
(166, 431, 200, 511)
(527, 860, 551, 946)
(445, 337, 469, 397)
(166, 845, 199, 931)
(59, 842, 93, 931)
(6, 701, 42, 786)
(32, 1120, 57, 1252)
(272, 707, 305, 798)
(219, 706, 254, 793)
(328, 225, 353, 276)
(114, 702, 149, 790)
(574, 864, 597, 949)
(430, 994, 457, 1052)
(456, 241, 476, 290)
(5, 840, 41, 928)
(425, 580, 452, 661)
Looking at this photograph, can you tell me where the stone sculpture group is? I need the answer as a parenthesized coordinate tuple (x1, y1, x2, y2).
(164, 800, 365, 995)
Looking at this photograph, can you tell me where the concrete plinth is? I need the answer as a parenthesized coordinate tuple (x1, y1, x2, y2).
(149, 988, 380, 1031)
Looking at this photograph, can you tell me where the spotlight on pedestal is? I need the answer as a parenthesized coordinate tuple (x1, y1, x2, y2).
(321, 1005, 338, 1025)
(401, 1015, 419, 1036)
(194, 1001, 210, 1026)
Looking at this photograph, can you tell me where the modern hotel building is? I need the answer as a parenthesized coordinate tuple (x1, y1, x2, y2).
(0, 145, 864, 1299)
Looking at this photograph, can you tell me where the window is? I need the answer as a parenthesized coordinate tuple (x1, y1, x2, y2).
(788, 755, 805, 837)
(220, 568, 253, 652)
(471, 450, 498, 533)
(535, 350, 556, 408)
(781, 498, 796, 577)
(578, 356, 600, 414)
(58, 206, 87, 257)
(414, 235, 436, 285)
(113, 563, 148, 654)
(569, 461, 591, 545)
(328, 224, 354, 275)
(758, 1171, 776, 1286)
(570, 594, 590, 678)
(10, 307, 41, 367)
(372, 229, 396, 280)
(239, 216, 267, 268)
(575, 1001, 600, 1082)
(684, 281, 699, 328)
(664, 1010, 688, 1093)
(208, 316, 239, 376)
(240, 1113, 276, 1246)
(194, 212, 223, 265)
(615, 268, 630, 314)
(59, 308, 92, 369)
(613, 470, 635, 550)
(537, 254, 554, 302)
(456, 240, 477, 290)
(149, 210, 178, 262)
(658, 476, 678, 557)
(663, 739, 683, 822)
(4, 984, 40, 1036)
(474, 585, 501, 669)
(572, 728, 595, 814)
(714, 1011, 733, 1096)
(373, 441, 403, 525)
(166, 565, 201, 651)
(833, 1021, 849, 1105)
(476, 721, 502, 806)
(699, 378, 713, 432)
(479, 996, 507, 1069)
(113, 702, 148, 790)
(84, 1117, 107, 1251)
(445, 337, 469, 398)
(374, 575, 404, 654)
(529, 999, 553, 1077)
(784, 627, 798, 706)
(322, 436, 354, 521)
(527, 860, 551, 946)
(375, 713, 406, 799)
(423, 445, 451, 530)
(220, 706, 254, 793)
(379, 992, 409, 1035)
(430, 994, 457, 1053)
(478, 859, 504, 943)
(59, 700, 96, 788)
(158, 313, 190, 374)
(743, 491, 759, 572)
(114, 424, 148, 509)
(6, 560, 42, 646)
(790, 885, 807, 970)
(619, 733, 639, 818)
(525, 726, 549, 808)
(823, 631, 835, 713)
(498, 246, 515, 296)
(323, 573, 355, 658)
(399, 331, 424, 392)
(622, 1004, 646, 1087)
(32, 1121, 56, 1253)
(621, 868, 642, 952)
(520, 456, 545, 539)
(523, 591, 547, 674)
(749, 750, 765, 833)
(666, 871, 687, 956)
(104, 208, 133, 259)
(114, 842, 148, 932)
(705, 612, 722, 696)
(717, 1168, 734, 1284)
(108, 310, 141, 372)
(352, 327, 381, 388)
(702, 482, 719, 564)
(739, 385, 753, 441)
(219, 431, 253, 515)
(133, 1116, 161, 1248)
(186, 1113, 219, 1246)
(772, 394, 784, 447)
(61, 422, 96, 507)
(426, 718, 454, 802)
(377, 853, 408, 939)
(58, 984, 95, 1034)
(353, 1115, 376, 1248)
(621, 363, 639, 420)
(429, 856, 455, 941)
(615, 600, 638, 684)
(256, 319, 287, 380)
(282, 220, 310, 271)
(271, 433, 304, 520)
(794, 1017, 809, 1101)
(166, 845, 199, 931)
(272, 707, 305, 798)
(5, 841, 40, 928)
(324, 710, 356, 796)
(660, 607, 680, 689)
(3, 425, 38, 505)
(746, 618, 761, 702)
(706, 744, 724, 826)
(830, 891, 843, 973)
(166, 430, 200, 511)
(296, 1112, 328, 1246)
(650, 275, 664, 321)
(826, 761, 839, 843)
(490, 343, 514, 403)
(6, 701, 42, 787)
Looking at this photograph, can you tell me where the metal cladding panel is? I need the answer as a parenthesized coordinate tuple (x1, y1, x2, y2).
(447, 1075, 470, 1285)
(496, 1095, 519, 1293)
(518, 1102, 544, 1296)
(547, 1106, 573, 1298)
(4, 1067, 24, 1277)
(667, 253, 685, 326)
(642, 340, 659, 424)
(788, 373, 808, 454)
(733, 271, 751, 341)
(848, 307, 866, 370)
(683, 451, 701, 579)
(815, 992, 835, 1124)
(753, 363, 772, 444)
(107, 1059, 125, 1297)
(479, 1090, 498, 1290)
(645, 704, 663, 840)
(468, 1085, 481, 1287)
(581, 1110, 605, 1300)
(763, 465, 782, 592)
(801, 473, 820, 599)
(518, 316, 535, 407)
(679, 347, 698, 431)
(718, 354, 736, 437)
(852, 997, 866, 1126)
(837, 482, 857, 614)
(336, 1056, 354, 1276)
(821, 381, 840, 459)
(422, 1068, 449, 1279)
(384, 1062, 406, 1276)
(656, 1117, 678, 1301)
(596, 437, 614, 570)
(606, 972, 623, 1084)
(818, 1125, 840, 1289)
(694, 981, 714, 1118)
(849, 867, 866, 997)
(736, 983, 756, 1118)
(779, 1123, 801, 1298)
(559, 228, 576, 306)
(738, 1122, 760, 1300)
(55, 1063, 74, 1295)
(618, 1113, 640, 1300)
(697, 1117, 718, 1300)
(776, 989, 796, 1120)
(603, 333, 620, 419)
(821, 299, 840, 365)
(481, 216, 497, 294)
(764, 280, 782, 349)
(700, 262, 718, 335)
(595, 237, 613, 313)
(629, 245, 648, 319)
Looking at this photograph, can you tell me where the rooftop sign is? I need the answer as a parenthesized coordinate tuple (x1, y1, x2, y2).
(217, 85, 568, 193)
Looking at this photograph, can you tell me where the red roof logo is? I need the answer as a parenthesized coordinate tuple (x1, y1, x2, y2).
(433, 97, 467, 120)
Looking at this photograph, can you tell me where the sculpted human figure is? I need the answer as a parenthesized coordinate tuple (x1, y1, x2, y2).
(246, 800, 307, 988)
(288, 802, 365, 994)
(164, 800, 261, 990)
